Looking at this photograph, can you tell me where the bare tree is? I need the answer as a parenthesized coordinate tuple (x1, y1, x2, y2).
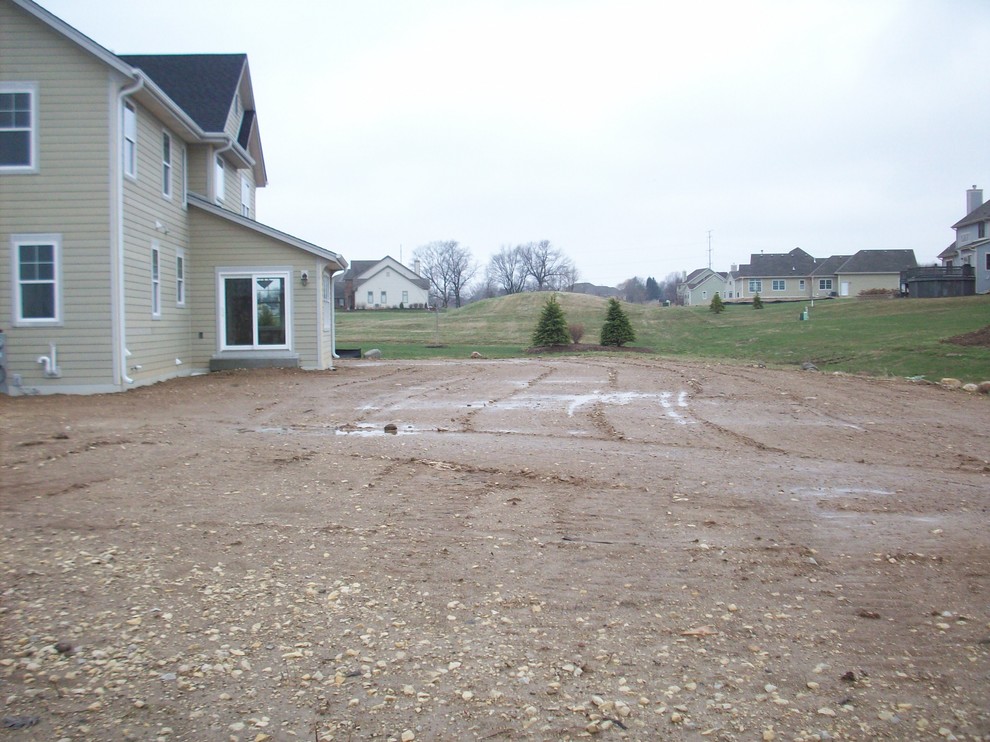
(519, 240, 574, 291)
(618, 276, 647, 303)
(660, 271, 684, 305)
(414, 240, 477, 308)
(487, 245, 528, 295)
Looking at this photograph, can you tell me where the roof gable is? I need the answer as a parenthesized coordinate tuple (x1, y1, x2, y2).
(738, 247, 817, 277)
(951, 198, 990, 230)
(836, 249, 917, 273)
(118, 54, 246, 133)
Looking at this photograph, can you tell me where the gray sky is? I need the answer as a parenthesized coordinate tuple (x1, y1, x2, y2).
(40, 0, 990, 287)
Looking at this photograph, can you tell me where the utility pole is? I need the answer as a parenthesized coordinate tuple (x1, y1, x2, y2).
(707, 230, 713, 270)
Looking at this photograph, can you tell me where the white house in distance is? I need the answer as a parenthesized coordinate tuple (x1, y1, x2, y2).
(334, 256, 430, 310)
(0, 0, 347, 395)
(938, 185, 990, 294)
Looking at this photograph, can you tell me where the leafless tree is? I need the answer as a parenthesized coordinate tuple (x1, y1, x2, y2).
(618, 276, 647, 303)
(487, 245, 528, 295)
(518, 240, 575, 291)
(414, 240, 477, 308)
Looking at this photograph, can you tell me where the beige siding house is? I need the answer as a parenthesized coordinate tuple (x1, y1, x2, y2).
(0, 0, 346, 395)
(729, 248, 916, 302)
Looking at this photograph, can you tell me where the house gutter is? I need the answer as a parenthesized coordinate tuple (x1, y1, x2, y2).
(113, 73, 145, 387)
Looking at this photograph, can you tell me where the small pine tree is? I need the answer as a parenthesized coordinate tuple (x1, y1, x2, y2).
(532, 294, 571, 346)
(709, 292, 725, 314)
(600, 297, 636, 346)
(752, 292, 764, 309)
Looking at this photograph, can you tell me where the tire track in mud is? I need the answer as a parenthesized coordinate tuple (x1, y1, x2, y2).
(459, 361, 559, 432)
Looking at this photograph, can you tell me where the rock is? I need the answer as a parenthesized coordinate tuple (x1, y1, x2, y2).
(962, 383, 979, 392)
(364, 348, 382, 359)
(384, 423, 398, 434)
(470, 351, 483, 359)
(977, 381, 990, 394)
(801, 362, 818, 371)
(940, 378, 962, 388)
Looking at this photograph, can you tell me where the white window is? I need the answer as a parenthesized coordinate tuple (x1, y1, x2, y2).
(748, 279, 762, 293)
(772, 279, 786, 291)
(380, 291, 387, 305)
(367, 291, 374, 305)
(12, 234, 60, 325)
(215, 155, 225, 203)
(819, 279, 833, 291)
(0, 83, 38, 172)
(799, 279, 806, 291)
(151, 243, 161, 318)
(240, 175, 251, 217)
(162, 131, 172, 198)
(219, 271, 291, 349)
(176, 249, 185, 306)
(402, 290, 409, 305)
(123, 103, 137, 178)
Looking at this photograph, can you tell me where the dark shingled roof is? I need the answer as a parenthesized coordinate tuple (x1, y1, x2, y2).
(952, 198, 990, 230)
(811, 255, 851, 276)
(119, 54, 246, 132)
(938, 241, 958, 259)
(836, 249, 917, 273)
(735, 248, 817, 278)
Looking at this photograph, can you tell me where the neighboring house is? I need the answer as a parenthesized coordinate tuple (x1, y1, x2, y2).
(676, 268, 731, 306)
(0, 0, 346, 396)
(334, 256, 430, 310)
(938, 185, 990, 294)
(730, 247, 917, 301)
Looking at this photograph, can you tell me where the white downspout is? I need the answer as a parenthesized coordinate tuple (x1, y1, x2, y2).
(114, 74, 144, 386)
(330, 270, 339, 362)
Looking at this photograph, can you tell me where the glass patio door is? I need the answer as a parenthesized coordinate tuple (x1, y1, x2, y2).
(221, 273, 288, 349)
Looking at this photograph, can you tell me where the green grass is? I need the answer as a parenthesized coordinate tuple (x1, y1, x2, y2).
(336, 294, 990, 383)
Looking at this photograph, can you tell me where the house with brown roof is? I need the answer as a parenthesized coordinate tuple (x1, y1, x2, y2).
(1, 0, 346, 395)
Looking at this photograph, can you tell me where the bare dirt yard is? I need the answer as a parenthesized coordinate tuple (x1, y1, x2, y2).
(2, 357, 988, 742)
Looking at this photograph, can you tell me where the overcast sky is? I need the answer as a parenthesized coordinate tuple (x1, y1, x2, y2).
(39, 0, 990, 287)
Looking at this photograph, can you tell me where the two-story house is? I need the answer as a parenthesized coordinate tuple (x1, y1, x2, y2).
(675, 268, 731, 306)
(0, 0, 346, 395)
(938, 185, 990, 294)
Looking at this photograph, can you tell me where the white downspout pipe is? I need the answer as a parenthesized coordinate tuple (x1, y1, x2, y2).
(211, 138, 235, 202)
(114, 74, 144, 386)
(330, 270, 339, 362)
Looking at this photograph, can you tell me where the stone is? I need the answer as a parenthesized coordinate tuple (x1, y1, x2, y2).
(939, 378, 962, 388)
(363, 349, 382, 359)
(977, 381, 990, 394)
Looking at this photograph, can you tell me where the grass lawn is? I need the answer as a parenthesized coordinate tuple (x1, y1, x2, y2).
(336, 293, 990, 383)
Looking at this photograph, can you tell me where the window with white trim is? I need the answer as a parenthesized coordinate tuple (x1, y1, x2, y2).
(367, 291, 374, 305)
(772, 279, 786, 291)
(240, 175, 251, 217)
(748, 279, 762, 293)
(176, 249, 186, 306)
(819, 278, 833, 291)
(380, 291, 387, 305)
(151, 243, 161, 318)
(162, 131, 172, 198)
(12, 234, 60, 325)
(799, 279, 806, 291)
(0, 83, 38, 172)
(402, 290, 409, 305)
(123, 103, 137, 178)
(985, 253, 989, 271)
(220, 271, 290, 349)
(215, 155, 225, 203)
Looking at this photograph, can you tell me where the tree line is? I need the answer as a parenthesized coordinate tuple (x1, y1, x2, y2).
(413, 240, 578, 308)
(412, 238, 687, 309)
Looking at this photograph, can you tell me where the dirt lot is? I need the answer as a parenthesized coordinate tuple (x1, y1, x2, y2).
(2, 357, 989, 742)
